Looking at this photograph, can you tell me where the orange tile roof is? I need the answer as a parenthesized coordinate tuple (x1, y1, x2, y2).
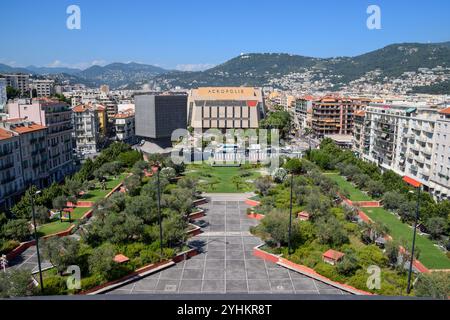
(439, 107, 450, 115)
(10, 123, 46, 134)
(322, 249, 345, 261)
(114, 254, 130, 264)
(355, 110, 366, 116)
(73, 105, 87, 113)
(0, 128, 15, 141)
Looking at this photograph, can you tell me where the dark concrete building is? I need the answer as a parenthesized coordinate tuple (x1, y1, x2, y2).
(135, 94, 188, 143)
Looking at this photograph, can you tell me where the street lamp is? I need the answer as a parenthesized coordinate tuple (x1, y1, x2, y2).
(30, 189, 44, 294)
(402, 176, 422, 294)
(152, 162, 163, 256)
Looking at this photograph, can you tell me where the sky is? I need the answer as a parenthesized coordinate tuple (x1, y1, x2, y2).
(1, 0, 449, 71)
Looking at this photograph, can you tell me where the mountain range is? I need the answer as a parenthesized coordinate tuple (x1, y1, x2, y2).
(1, 41, 449, 93)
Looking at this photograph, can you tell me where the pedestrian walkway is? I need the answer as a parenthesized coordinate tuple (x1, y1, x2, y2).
(107, 197, 346, 295)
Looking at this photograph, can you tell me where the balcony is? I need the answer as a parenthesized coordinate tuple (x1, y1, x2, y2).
(422, 147, 432, 155)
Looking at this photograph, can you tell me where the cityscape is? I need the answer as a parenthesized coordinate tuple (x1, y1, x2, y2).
(0, 0, 449, 311)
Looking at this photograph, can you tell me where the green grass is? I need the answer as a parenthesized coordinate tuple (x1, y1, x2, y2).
(37, 174, 126, 236)
(327, 173, 372, 201)
(362, 207, 450, 269)
(185, 164, 261, 193)
(37, 221, 73, 236)
(37, 207, 91, 236)
(80, 173, 127, 202)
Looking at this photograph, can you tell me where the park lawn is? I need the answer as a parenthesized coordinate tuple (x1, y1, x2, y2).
(71, 207, 91, 219)
(362, 207, 450, 269)
(37, 207, 91, 236)
(81, 173, 127, 202)
(186, 164, 260, 193)
(326, 173, 372, 201)
(37, 221, 73, 236)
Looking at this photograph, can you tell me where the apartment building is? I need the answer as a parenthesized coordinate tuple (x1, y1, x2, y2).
(352, 110, 370, 158)
(0, 127, 22, 209)
(7, 98, 74, 183)
(2, 74, 30, 95)
(0, 78, 7, 112)
(0, 118, 48, 187)
(311, 97, 364, 138)
(96, 104, 108, 136)
(294, 96, 313, 131)
(430, 107, 450, 200)
(72, 104, 100, 155)
(30, 79, 55, 97)
(113, 109, 136, 144)
(357, 103, 449, 199)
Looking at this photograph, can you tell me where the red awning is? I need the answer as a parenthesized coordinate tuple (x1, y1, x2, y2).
(247, 100, 258, 107)
(403, 176, 422, 188)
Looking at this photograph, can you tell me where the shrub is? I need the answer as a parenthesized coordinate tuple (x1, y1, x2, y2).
(43, 276, 67, 295)
(0, 239, 20, 255)
(314, 262, 342, 282)
(140, 248, 161, 264)
(80, 275, 103, 291)
(2, 219, 31, 242)
(415, 272, 450, 299)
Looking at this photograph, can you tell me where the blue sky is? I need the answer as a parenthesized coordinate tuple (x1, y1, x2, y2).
(1, 0, 449, 70)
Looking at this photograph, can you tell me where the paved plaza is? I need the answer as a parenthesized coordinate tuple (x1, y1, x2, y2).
(6, 245, 52, 274)
(107, 195, 347, 295)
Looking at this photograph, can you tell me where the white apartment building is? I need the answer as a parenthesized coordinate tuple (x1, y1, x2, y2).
(30, 79, 55, 97)
(0, 78, 7, 112)
(358, 103, 449, 200)
(113, 109, 136, 144)
(2, 74, 30, 95)
(430, 107, 450, 200)
(72, 104, 100, 155)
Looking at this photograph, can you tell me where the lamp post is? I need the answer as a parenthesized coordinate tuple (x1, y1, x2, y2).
(288, 172, 294, 256)
(407, 185, 421, 294)
(402, 176, 422, 294)
(30, 189, 44, 294)
(152, 162, 163, 256)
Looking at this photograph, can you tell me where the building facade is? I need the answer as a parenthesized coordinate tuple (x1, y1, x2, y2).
(0, 127, 22, 209)
(72, 104, 100, 155)
(0, 78, 7, 112)
(355, 103, 449, 200)
(135, 94, 187, 139)
(430, 107, 450, 200)
(7, 98, 74, 183)
(188, 87, 264, 130)
(0, 118, 48, 188)
(2, 74, 30, 95)
(30, 79, 55, 97)
(113, 109, 136, 144)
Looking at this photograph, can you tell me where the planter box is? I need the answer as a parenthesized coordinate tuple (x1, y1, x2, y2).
(247, 213, 265, 220)
(187, 224, 202, 237)
(245, 199, 261, 207)
(193, 198, 208, 206)
(253, 244, 373, 295)
(81, 247, 198, 295)
(189, 209, 205, 220)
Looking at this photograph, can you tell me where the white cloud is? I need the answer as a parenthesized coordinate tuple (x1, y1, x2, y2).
(175, 63, 215, 72)
(46, 59, 108, 70)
